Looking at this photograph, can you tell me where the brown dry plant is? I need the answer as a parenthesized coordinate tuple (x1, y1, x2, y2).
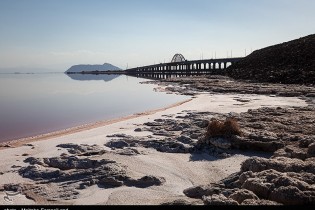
(205, 117, 242, 138)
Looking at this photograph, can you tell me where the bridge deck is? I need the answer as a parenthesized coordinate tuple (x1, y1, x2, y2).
(126, 57, 243, 74)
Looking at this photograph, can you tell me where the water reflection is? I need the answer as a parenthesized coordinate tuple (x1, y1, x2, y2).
(66, 73, 120, 82)
(0, 73, 188, 142)
(131, 72, 213, 80)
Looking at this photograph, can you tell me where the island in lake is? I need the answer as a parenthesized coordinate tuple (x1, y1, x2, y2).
(65, 63, 123, 74)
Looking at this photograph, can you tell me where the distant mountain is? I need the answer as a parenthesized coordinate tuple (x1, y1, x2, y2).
(65, 63, 122, 73)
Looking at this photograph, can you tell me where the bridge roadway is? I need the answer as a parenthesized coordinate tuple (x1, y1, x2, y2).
(126, 57, 243, 74)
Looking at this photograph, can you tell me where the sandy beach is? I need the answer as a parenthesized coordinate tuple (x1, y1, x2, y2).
(0, 85, 307, 205)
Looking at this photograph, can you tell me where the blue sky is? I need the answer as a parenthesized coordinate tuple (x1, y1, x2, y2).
(0, 0, 314, 72)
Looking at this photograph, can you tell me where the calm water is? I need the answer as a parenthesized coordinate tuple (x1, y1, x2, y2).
(0, 73, 188, 143)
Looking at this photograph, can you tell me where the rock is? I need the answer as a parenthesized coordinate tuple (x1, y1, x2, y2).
(269, 186, 312, 205)
(125, 175, 165, 188)
(153, 130, 174, 137)
(24, 157, 44, 165)
(115, 148, 141, 156)
(202, 194, 238, 205)
(273, 145, 308, 160)
(177, 135, 193, 144)
(161, 199, 203, 205)
(238, 168, 315, 204)
(134, 128, 142, 132)
(106, 134, 130, 138)
(209, 137, 232, 149)
(241, 199, 282, 205)
(132, 176, 165, 188)
(3, 144, 12, 148)
(190, 133, 199, 139)
(43, 156, 114, 170)
(144, 122, 163, 127)
(300, 138, 315, 148)
(57, 143, 105, 156)
(241, 157, 315, 174)
(19, 165, 61, 181)
(194, 119, 209, 128)
(99, 177, 124, 188)
(105, 140, 129, 149)
(229, 189, 259, 204)
(183, 185, 221, 199)
(307, 143, 315, 157)
(241, 178, 272, 199)
(157, 142, 192, 153)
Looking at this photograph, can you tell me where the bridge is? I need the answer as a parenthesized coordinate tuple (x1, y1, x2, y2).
(126, 54, 243, 75)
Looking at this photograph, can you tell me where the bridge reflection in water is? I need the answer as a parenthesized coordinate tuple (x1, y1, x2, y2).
(133, 71, 221, 80)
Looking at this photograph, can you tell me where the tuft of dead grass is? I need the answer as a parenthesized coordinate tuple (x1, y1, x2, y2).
(205, 117, 242, 138)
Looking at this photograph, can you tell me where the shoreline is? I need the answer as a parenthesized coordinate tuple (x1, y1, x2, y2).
(0, 98, 192, 149)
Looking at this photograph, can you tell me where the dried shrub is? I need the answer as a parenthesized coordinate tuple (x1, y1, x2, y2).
(205, 118, 224, 138)
(205, 117, 242, 138)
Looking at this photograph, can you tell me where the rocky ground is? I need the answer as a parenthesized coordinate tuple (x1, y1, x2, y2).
(140, 75, 315, 205)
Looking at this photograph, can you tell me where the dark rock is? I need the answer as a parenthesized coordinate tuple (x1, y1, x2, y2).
(24, 157, 44, 165)
(115, 148, 141, 156)
(106, 134, 130, 138)
(134, 128, 142, 132)
(43, 156, 114, 170)
(57, 143, 106, 156)
(194, 119, 209, 128)
(105, 140, 129, 149)
(136, 175, 165, 187)
(183, 185, 221, 199)
(209, 137, 232, 149)
(307, 143, 315, 157)
(19, 165, 61, 181)
(99, 177, 124, 188)
(127, 175, 165, 188)
(177, 135, 193, 144)
(144, 122, 163, 127)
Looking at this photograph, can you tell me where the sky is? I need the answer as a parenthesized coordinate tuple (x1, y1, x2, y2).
(0, 0, 314, 72)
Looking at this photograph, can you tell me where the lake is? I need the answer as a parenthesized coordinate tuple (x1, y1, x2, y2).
(0, 73, 189, 143)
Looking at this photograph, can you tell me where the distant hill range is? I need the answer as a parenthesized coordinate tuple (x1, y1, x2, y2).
(65, 63, 122, 73)
(227, 34, 315, 85)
